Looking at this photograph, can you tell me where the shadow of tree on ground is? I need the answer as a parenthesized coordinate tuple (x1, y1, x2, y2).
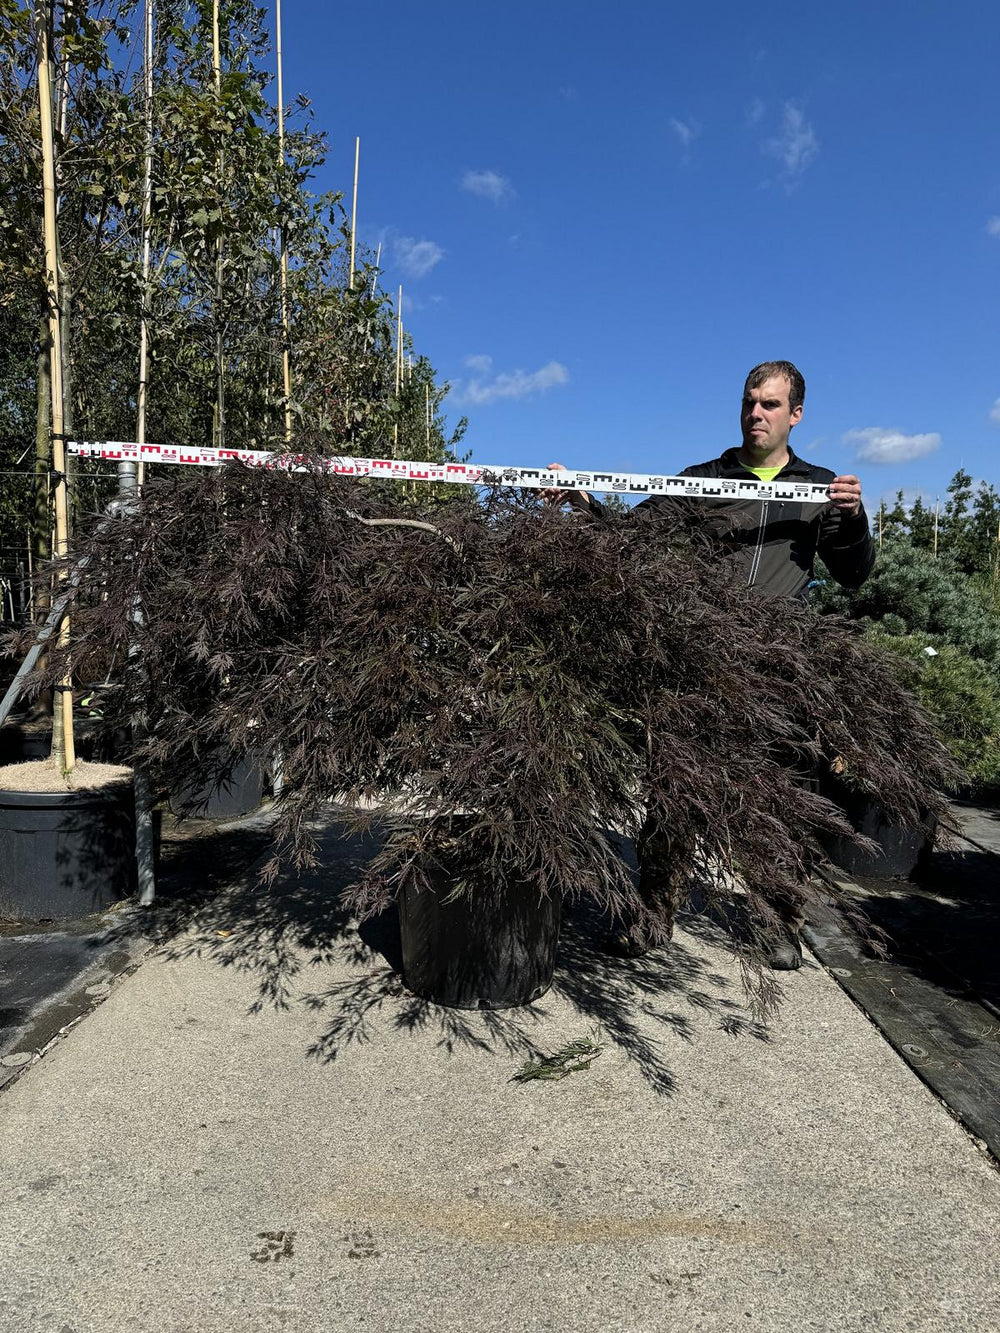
(107, 810, 772, 1096)
(836, 841, 1000, 1012)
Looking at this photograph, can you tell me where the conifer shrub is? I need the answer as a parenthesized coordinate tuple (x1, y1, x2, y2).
(865, 632, 1000, 792)
(22, 458, 960, 1002)
(815, 540, 1000, 676)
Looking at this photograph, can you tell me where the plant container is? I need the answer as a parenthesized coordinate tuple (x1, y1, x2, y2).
(0, 780, 136, 921)
(169, 754, 265, 819)
(398, 868, 562, 1010)
(821, 777, 935, 879)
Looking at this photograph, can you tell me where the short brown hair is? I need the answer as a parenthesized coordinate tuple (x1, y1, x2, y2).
(744, 361, 806, 412)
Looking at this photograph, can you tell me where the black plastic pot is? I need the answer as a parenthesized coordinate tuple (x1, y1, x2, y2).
(0, 724, 50, 764)
(399, 869, 562, 1010)
(821, 777, 934, 879)
(0, 780, 136, 921)
(169, 754, 265, 819)
(0, 718, 128, 766)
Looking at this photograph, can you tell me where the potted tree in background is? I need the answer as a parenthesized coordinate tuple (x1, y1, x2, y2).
(0, 2, 139, 923)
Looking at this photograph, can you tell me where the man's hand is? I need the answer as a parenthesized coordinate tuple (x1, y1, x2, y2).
(541, 461, 592, 509)
(829, 474, 862, 518)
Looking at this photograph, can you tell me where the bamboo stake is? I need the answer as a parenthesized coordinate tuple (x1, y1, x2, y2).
(370, 240, 381, 298)
(211, 5, 221, 91)
(135, 0, 155, 489)
(212, 0, 225, 447)
(33, 0, 74, 771)
(56, 0, 70, 142)
(933, 497, 939, 558)
(425, 382, 430, 449)
(25, 524, 34, 621)
(349, 135, 359, 289)
(275, 0, 292, 442)
(393, 285, 402, 449)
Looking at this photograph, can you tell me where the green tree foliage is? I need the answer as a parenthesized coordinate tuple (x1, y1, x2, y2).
(880, 490, 909, 542)
(815, 540, 1000, 676)
(866, 632, 1000, 791)
(817, 475, 1000, 792)
(0, 0, 463, 590)
(907, 495, 935, 552)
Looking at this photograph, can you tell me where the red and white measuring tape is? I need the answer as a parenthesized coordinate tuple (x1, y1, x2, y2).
(67, 440, 835, 505)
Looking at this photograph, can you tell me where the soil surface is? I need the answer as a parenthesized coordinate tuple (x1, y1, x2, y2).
(0, 759, 132, 793)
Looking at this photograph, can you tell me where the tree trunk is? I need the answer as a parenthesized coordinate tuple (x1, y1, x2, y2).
(32, 320, 52, 575)
(30, 318, 54, 730)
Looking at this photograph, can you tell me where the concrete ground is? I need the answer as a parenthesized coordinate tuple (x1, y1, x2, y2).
(1, 816, 999, 1332)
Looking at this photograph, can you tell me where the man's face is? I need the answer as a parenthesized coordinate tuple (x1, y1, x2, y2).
(740, 375, 802, 455)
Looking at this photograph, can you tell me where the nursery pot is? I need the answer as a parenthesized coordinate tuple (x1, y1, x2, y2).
(169, 753, 265, 819)
(0, 780, 136, 921)
(398, 862, 562, 1010)
(820, 776, 935, 879)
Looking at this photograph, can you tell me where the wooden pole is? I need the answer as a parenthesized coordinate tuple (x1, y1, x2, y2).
(212, 0, 225, 447)
(211, 5, 221, 92)
(56, 0, 70, 142)
(349, 135, 360, 289)
(33, 0, 74, 771)
(370, 240, 381, 298)
(933, 497, 939, 558)
(135, 0, 155, 488)
(25, 524, 34, 621)
(393, 285, 402, 449)
(275, 0, 292, 442)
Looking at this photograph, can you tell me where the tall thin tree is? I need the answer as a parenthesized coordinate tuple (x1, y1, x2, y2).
(275, 0, 292, 442)
(212, 0, 225, 447)
(349, 135, 359, 289)
(33, 0, 74, 769)
(134, 0, 155, 488)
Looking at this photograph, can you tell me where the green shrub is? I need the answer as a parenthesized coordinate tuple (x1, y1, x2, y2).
(814, 540, 1000, 677)
(866, 631, 1000, 791)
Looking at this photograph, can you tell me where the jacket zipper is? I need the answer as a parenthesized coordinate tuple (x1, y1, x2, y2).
(747, 499, 769, 586)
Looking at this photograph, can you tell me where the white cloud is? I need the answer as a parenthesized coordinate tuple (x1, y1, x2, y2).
(461, 170, 516, 204)
(990, 397, 1000, 424)
(458, 360, 569, 406)
(764, 103, 819, 183)
(464, 354, 493, 373)
(393, 236, 444, 279)
(746, 97, 765, 127)
(669, 117, 697, 149)
(842, 427, 942, 464)
(987, 217, 1000, 237)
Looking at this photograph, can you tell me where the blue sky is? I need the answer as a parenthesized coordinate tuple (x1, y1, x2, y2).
(278, 0, 1000, 508)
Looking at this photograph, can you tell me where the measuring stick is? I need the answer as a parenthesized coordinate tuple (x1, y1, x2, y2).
(67, 441, 835, 504)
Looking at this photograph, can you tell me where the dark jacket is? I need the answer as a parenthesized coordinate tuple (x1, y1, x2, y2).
(583, 446, 876, 599)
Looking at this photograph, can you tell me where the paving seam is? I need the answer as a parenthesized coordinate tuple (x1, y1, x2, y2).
(0, 934, 154, 1097)
(0, 804, 284, 1099)
(802, 933, 1000, 1172)
(804, 874, 1000, 1170)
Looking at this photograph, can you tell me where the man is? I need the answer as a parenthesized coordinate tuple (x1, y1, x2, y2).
(550, 360, 874, 597)
(546, 360, 876, 966)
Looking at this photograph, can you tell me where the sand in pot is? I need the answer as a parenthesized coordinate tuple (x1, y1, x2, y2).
(0, 760, 132, 793)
